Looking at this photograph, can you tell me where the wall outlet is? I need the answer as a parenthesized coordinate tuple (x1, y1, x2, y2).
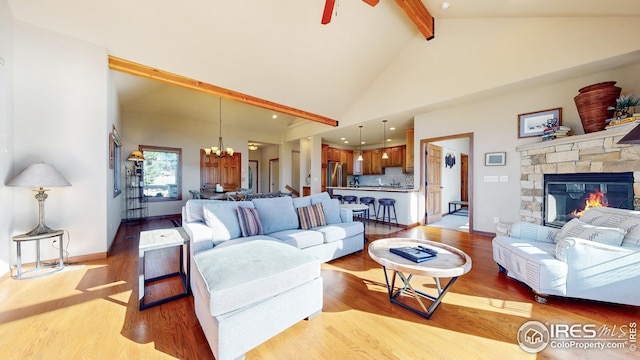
(493, 217, 500, 224)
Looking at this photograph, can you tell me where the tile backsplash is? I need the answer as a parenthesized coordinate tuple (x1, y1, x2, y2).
(348, 167, 412, 187)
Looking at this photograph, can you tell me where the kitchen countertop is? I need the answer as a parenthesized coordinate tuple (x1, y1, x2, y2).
(328, 186, 418, 193)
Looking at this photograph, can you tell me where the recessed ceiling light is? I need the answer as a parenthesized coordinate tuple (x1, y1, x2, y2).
(272, 114, 278, 119)
(389, 127, 396, 131)
(340, 137, 346, 140)
(442, 2, 450, 10)
(344, 141, 349, 144)
(361, 141, 366, 144)
(387, 139, 392, 142)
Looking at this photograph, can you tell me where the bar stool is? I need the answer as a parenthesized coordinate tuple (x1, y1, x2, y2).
(331, 194, 343, 203)
(376, 198, 398, 229)
(342, 195, 357, 204)
(359, 197, 376, 221)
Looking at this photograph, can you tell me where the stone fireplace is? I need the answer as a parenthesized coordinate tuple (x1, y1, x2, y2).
(517, 125, 640, 225)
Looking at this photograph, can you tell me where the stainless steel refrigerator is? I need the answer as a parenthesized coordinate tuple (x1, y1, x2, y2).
(327, 162, 348, 187)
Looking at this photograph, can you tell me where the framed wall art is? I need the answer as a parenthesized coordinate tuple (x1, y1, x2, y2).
(518, 107, 562, 138)
(485, 152, 506, 166)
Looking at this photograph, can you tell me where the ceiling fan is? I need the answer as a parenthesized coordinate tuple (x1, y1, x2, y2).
(321, 0, 435, 40)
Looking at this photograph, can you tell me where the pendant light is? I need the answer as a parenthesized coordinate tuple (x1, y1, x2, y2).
(382, 119, 389, 159)
(357, 125, 364, 161)
(204, 98, 234, 158)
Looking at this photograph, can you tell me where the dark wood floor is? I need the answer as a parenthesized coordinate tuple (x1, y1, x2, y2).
(0, 216, 638, 359)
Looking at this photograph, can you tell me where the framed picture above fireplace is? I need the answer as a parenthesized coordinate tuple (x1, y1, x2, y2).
(518, 107, 562, 138)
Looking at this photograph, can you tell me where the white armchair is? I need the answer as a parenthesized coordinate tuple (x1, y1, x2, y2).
(493, 207, 640, 305)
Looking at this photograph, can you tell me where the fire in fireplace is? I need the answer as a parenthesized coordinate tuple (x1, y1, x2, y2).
(544, 172, 634, 228)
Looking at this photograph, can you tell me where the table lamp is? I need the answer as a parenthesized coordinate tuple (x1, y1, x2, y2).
(7, 163, 71, 236)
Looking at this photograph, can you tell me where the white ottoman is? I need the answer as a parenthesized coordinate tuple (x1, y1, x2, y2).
(192, 240, 323, 360)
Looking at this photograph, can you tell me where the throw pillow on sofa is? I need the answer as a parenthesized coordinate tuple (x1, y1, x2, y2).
(297, 203, 327, 230)
(203, 201, 254, 241)
(555, 218, 626, 246)
(237, 207, 264, 237)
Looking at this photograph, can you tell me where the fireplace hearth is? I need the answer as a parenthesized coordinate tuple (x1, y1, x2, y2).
(544, 172, 634, 228)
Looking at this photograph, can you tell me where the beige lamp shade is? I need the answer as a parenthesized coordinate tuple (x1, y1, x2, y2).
(127, 150, 145, 162)
(8, 163, 71, 188)
(8, 163, 71, 236)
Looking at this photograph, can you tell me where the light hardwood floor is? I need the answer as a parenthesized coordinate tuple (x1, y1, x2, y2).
(0, 216, 638, 359)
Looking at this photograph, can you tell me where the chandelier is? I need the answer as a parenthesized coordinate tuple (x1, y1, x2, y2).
(248, 143, 259, 151)
(204, 98, 234, 158)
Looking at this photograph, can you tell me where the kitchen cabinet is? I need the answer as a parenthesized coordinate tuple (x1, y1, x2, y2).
(381, 146, 405, 168)
(353, 151, 362, 175)
(406, 129, 414, 173)
(346, 150, 354, 175)
(328, 147, 341, 162)
(322, 144, 328, 164)
(370, 149, 383, 175)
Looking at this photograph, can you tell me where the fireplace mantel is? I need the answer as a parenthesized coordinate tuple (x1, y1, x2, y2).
(517, 124, 632, 152)
(517, 124, 640, 224)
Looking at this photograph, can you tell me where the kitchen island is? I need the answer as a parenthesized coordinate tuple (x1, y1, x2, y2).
(329, 187, 420, 228)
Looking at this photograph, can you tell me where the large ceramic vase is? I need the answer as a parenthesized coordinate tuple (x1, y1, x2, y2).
(574, 81, 621, 133)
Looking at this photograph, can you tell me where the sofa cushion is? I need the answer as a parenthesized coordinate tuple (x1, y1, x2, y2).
(185, 199, 215, 223)
(297, 203, 327, 230)
(555, 218, 626, 246)
(311, 198, 342, 224)
(193, 240, 320, 316)
(315, 222, 364, 243)
(292, 196, 311, 209)
(268, 229, 325, 249)
(579, 207, 640, 247)
(237, 207, 265, 237)
(202, 201, 254, 241)
(252, 196, 299, 234)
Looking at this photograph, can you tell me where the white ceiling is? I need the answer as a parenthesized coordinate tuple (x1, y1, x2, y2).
(9, 0, 640, 148)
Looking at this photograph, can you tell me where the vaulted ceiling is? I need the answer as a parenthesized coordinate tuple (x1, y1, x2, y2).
(8, 1, 640, 147)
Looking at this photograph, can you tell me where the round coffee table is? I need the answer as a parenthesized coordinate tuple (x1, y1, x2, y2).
(368, 238, 472, 319)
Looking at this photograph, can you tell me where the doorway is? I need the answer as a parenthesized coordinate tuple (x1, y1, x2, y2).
(421, 133, 474, 233)
(248, 160, 259, 194)
(269, 158, 279, 192)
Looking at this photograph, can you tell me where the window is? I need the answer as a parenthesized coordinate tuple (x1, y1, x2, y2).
(140, 145, 182, 202)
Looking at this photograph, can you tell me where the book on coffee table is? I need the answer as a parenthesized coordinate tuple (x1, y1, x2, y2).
(390, 246, 437, 263)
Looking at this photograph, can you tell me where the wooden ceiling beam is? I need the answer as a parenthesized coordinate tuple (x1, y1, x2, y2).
(108, 56, 338, 127)
(395, 0, 435, 40)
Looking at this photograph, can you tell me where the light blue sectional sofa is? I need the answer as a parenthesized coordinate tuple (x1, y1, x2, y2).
(182, 192, 364, 360)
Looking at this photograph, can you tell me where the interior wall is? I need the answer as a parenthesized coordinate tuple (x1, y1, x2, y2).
(122, 109, 251, 216)
(0, 0, 14, 275)
(343, 17, 640, 127)
(415, 61, 640, 233)
(106, 71, 121, 251)
(13, 21, 109, 262)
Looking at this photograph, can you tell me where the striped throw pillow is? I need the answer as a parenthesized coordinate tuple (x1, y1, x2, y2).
(237, 207, 264, 237)
(297, 203, 327, 230)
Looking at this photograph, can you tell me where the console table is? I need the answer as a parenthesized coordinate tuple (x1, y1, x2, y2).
(12, 230, 65, 279)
